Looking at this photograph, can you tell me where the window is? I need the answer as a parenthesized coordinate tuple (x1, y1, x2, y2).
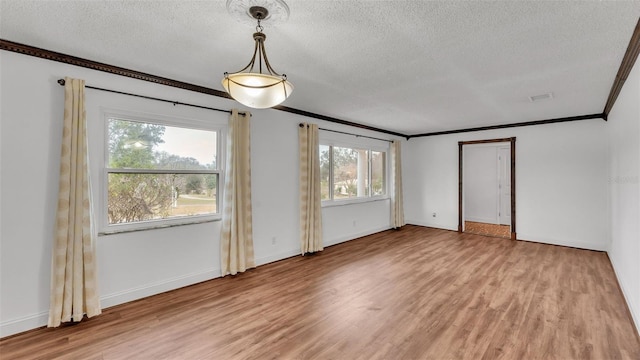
(320, 143, 387, 202)
(105, 115, 221, 231)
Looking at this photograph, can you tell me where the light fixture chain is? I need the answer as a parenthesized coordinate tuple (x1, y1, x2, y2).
(221, 2, 293, 108)
(258, 36, 263, 73)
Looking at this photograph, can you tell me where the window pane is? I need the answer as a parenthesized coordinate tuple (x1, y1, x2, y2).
(108, 118, 217, 170)
(319, 145, 330, 200)
(333, 147, 368, 199)
(108, 173, 217, 224)
(371, 151, 386, 196)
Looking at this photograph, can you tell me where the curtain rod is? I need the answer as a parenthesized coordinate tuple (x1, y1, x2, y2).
(56, 79, 250, 116)
(299, 123, 393, 143)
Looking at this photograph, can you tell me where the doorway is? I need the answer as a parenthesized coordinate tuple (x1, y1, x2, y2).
(458, 138, 516, 240)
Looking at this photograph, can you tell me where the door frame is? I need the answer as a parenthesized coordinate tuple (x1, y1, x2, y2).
(458, 137, 516, 240)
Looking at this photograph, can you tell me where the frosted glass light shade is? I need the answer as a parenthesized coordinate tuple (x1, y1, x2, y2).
(222, 73, 294, 109)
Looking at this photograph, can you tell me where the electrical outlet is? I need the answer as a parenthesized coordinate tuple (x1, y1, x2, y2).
(352, 220, 357, 227)
(271, 237, 276, 245)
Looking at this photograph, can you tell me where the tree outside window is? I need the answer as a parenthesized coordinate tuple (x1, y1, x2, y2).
(320, 143, 387, 201)
(107, 118, 219, 226)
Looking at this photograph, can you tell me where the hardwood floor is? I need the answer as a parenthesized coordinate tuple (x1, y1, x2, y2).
(1, 225, 639, 359)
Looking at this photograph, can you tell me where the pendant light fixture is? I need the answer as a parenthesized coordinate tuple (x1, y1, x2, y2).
(222, 5, 293, 109)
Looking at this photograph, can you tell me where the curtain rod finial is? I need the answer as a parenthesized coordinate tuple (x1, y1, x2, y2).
(57, 79, 65, 86)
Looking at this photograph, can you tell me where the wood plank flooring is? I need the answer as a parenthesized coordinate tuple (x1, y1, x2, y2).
(1, 225, 639, 359)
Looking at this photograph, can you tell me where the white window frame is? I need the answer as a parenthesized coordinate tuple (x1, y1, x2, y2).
(100, 110, 225, 234)
(319, 137, 390, 207)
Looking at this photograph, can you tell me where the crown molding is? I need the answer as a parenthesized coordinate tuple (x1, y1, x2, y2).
(604, 17, 640, 117)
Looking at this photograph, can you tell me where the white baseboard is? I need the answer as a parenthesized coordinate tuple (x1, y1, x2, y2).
(0, 226, 395, 338)
(1, 268, 222, 338)
(255, 249, 300, 266)
(255, 227, 394, 265)
(405, 222, 607, 252)
(324, 226, 392, 247)
(608, 253, 640, 335)
(517, 233, 607, 251)
(100, 267, 221, 309)
(406, 219, 458, 232)
(0, 310, 49, 338)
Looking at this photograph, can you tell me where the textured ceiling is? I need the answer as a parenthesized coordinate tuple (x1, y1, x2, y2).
(1, 1, 639, 135)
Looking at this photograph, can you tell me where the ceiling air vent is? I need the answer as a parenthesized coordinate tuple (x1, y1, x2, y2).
(529, 92, 554, 102)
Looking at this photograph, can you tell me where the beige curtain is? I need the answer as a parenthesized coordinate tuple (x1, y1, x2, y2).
(391, 140, 405, 228)
(299, 123, 323, 254)
(48, 77, 101, 327)
(220, 109, 255, 275)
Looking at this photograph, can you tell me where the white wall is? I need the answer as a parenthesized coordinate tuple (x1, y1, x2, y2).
(464, 145, 500, 224)
(607, 53, 640, 333)
(0, 51, 397, 337)
(404, 119, 610, 251)
(3, 44, 635, 338)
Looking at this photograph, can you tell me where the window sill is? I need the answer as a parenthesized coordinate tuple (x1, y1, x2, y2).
(321, 196, 390, 208)
(99, 217, 221, 236)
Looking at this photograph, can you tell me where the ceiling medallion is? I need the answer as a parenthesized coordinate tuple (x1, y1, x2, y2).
(226, 0, 290, 27)
(222, 1, 293, 109)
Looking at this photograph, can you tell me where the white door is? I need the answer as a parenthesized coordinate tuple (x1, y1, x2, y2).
(498, 147, 511, 225)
